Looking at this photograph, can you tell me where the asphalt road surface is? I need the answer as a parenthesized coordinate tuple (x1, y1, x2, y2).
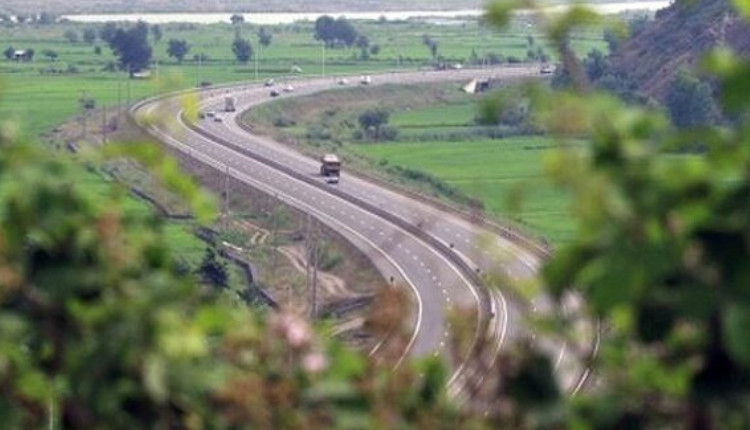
(132, 66, 593, 398)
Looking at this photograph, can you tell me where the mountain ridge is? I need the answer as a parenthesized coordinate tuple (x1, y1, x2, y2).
(610, 0, 750, 101)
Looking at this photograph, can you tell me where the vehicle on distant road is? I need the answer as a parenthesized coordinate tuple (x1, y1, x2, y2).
(338, 78, 349, 85)
(360, 75, 372, 85)
(540, 64, 555, 74)
(264, 79, 275, 87)
(320, 153, 341, 183)
(270, 89, 280, 97)
(213, 115, 223, 123)
(224, 96, 236, 112)
(205, 111, 215, 118)
(283, 84, 295, 93)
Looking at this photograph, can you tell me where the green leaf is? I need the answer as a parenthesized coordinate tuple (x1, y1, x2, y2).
(144, 354, 168, 403)
(485, 0, 525, 27)
(723, 304, 750, 366)
(732, 0, 750, 20)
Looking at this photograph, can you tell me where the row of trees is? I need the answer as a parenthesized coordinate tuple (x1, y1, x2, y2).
(0, 11, 58, 25)
(314, 15, 359, 47)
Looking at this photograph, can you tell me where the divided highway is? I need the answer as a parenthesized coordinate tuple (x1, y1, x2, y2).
(132, 66, 591, 397)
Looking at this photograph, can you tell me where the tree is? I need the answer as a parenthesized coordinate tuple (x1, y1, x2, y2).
(37, 12, 57, 25)
(151, 24, 162, 43)
(0, 99, 472, 430)
(3, 46, 14, 60)
(472, 2, 750, 427)
(99, 22, 118, 43)
(63, 29, 79, 44)
(370, 44, 381, 56)
(356, 35, 370, 50)
(24, 48, 34, 61)
(83, 27, 98, 44)
(583, 48, 609, 82)
(358, 108, 390, 140)
(198, 247, 228, 288)
(107, 21, 153, 76)
(257, 27, 272, 47)
(314, 15, 358, 48)
(665, 70, 719, 129)
(422, 34, 439, 59)
(42, 49, 58, 62)
(231, 37, 253, 63)
(167, 39, 189, 63)
(230, 13, 244, 25)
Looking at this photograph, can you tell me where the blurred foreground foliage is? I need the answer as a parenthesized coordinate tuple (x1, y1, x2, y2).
(0, 126, 474, 428)
(480, 0, 750, 428)
(3, 1, 750, 428)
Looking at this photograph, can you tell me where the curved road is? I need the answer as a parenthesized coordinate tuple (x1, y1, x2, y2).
(132, 66, 590, 397)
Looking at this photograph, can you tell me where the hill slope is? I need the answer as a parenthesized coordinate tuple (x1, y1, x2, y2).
(610, 0, 750, 100)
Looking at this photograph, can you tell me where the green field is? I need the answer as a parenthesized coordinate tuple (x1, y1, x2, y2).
(244, 80, 579, 244)
(351, 137, 576, 243)
(0, 18, 605, 134)
(73, 165, 208, 263)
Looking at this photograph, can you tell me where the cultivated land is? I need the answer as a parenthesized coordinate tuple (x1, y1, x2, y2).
(2, 0, 637, 14)
(0, 16, 602, 261)
(351, 137, 577, 244)
(243, 81, 584, 244)
(0, 18, 602, 133)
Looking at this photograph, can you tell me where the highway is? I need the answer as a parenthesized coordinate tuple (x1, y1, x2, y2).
(132, 66, 592, 397)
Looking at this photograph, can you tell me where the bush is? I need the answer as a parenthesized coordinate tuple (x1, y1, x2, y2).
(272, 115, 296, 127)
(379, 125, 400, 141)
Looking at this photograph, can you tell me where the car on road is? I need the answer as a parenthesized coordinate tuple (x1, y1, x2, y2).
(205, 111, 215, 118)
(325, 175, 340, 185)
(213, 115, 223, 123)
(270, 89, 280, 97)
(360, 75, 372, 85)
(338, 78, 349, 85)
(197, 111, 207, 119)
(283, 84, 295, 93)
(264, 79, 275, 87)
(540, 64, 555, 74)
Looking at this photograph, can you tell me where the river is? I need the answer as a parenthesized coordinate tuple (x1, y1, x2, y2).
(62, 1, 671, 25)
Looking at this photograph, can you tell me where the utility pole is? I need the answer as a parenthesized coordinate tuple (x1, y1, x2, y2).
(197, 53, 203, 87)
(126, 66, 132, 106)
(222, 164, 231, 231)
(271, 197, 280, 280)
(80, 90, 87, 141)
(254, 45, 259, 81)
(101, 106, 107, 145)
(310, 226, 319, 319)
(304, 213, 312, 308)
(117, 79, 122, 119)
(321, 42, 326, 77)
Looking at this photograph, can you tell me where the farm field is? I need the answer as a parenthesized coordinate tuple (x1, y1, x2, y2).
(351, 137, 577, 244)
(0, 18, 605, 133)
(245, 81, 579, 244)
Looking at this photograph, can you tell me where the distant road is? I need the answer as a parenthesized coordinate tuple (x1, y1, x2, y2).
(133, 66, 593, 397)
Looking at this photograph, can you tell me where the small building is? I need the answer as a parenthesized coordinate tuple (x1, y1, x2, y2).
(132, 70, 152, 80)
(462, 78, 491, 94)
(13, 50, 29, 62)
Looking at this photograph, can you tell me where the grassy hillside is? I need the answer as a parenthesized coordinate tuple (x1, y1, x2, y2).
(611, 0, 750, 100)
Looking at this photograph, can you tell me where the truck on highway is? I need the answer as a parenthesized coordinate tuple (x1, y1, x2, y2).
(320, 154, 341, 184)
(224, 96, 236, 112)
